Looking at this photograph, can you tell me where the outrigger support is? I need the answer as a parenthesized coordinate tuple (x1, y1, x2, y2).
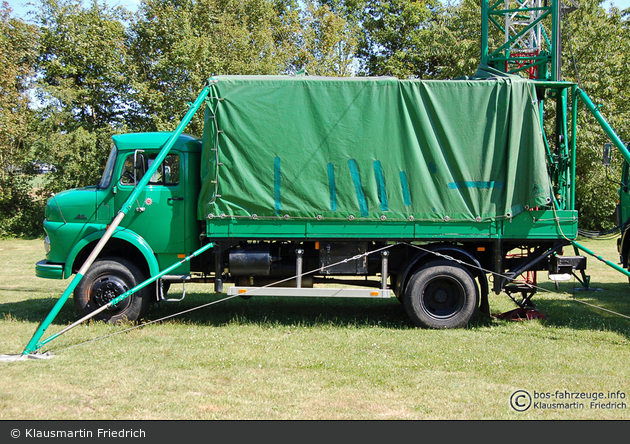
(19, 80, 215, 358)
(22, 242, 214, 355)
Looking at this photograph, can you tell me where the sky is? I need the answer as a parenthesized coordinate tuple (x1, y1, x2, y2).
(7, 0, 630, 18)
(601, 0, 630, 8)
(7, 0, 141, 20)
(6, 0, 630, 21)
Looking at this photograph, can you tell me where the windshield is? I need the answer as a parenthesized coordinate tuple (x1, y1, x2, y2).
(98, 145, 118, 189)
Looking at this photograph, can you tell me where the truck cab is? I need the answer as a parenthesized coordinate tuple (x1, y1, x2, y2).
(36, 132, 201, 322)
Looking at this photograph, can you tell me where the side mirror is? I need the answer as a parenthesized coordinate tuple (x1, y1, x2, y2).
(133, 150, 146, 184)
(603, 143, 612, 166)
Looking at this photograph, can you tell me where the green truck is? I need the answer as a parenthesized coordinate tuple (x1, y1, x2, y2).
(34, 64, 589, 330)
(29, 1, 630, 348)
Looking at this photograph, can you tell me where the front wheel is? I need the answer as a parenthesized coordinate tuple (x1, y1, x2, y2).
(403, 260, 479, 329)
(74, 257, 149, 324)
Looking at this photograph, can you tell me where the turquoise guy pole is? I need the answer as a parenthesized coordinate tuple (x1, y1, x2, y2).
(22, 81, 214, 355)
(34, 242, 214, 351)
(572, 240, 630, 279)
(576, 88, 630, 166)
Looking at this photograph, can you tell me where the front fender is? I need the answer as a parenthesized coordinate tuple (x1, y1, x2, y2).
(64, 228, 160, 278)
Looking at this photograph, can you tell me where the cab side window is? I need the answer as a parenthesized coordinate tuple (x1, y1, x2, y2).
(120, 153, 180, 186)
(120, 156, 137, 185)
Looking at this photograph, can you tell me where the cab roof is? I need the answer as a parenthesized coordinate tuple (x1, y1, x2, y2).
(112, 132, 201, 152)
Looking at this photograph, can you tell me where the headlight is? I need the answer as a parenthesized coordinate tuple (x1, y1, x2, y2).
(44, 236, 51, 255)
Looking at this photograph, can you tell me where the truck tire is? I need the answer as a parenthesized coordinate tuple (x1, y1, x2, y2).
(74, 257, 149, 324)
(403, 260, 478, 329)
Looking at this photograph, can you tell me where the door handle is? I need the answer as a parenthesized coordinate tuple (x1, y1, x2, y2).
(168, 197, 184, 202)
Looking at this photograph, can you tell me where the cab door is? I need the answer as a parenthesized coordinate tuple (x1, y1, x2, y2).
(115, 150, 187, 258)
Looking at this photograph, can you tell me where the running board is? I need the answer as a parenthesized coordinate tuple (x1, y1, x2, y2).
(228, 287, 392, 298)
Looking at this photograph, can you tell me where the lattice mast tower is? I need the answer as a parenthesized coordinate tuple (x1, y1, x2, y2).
(481, 0, 577, 80)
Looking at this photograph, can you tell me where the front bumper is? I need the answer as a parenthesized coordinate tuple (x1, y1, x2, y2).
(35, 260, 64, 279)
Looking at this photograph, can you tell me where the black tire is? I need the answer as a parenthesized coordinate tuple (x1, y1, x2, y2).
(74, 257, 149, 324)
(403, 260, 479, 329)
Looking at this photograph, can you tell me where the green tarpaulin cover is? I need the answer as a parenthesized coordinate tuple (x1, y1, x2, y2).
(198, 66, 551, 222)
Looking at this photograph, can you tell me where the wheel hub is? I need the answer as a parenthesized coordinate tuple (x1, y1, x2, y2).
(424, 277, 464, 317)
(92, 277, 129, 311)
(434, 289, 448, 304)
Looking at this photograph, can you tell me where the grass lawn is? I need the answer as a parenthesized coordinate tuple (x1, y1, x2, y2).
(0, 237, 629, 420)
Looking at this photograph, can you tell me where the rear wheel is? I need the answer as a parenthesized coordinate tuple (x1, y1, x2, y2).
(403, 260, 478, 329)
(74, 257, 149, 324)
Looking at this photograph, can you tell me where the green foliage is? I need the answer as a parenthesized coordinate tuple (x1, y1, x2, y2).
(0, 2, 37, 166)
(0, 175, 45, 238)
(33, 127, 115, 194)
(295, 0, 358, 76)
(341, 0, 482, 79)
(0, 2, 43, 238)
(436, 0, 485, 79)
(31, 0, 132, 196)
(357, 0, 443, 78)
(35, 0, 132, 131)
(561, 0, 630, 230)
(2, 0, 630, 234)
(127, 0, 302, 134)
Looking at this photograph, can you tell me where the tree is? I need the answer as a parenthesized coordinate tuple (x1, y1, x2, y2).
(0, 2, 42, 237)
(295, 0, 359, 76)
(0, 2, 38, 178)
(127, 0, 302, 134)
(32, 0, 133, 193)
(325, 0, 482, 80)
(435, 0, 485, 79)
(3, 0, 628, 237)
(560, 0, 630, 230)
(356, 0, 447, 78)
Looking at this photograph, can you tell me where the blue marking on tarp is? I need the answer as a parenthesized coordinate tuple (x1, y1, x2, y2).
(447, 181, 503, 189)
(274, 156, 281, 215)
(399, 171, 411, 206)
(327, 162, 337, 212)
(348, 159, 369, 217)
(373, 160, 388, 212)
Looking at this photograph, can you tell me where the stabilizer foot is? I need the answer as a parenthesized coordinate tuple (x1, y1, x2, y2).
(495, 307, 546, 321)
(0, 352, 53, 362)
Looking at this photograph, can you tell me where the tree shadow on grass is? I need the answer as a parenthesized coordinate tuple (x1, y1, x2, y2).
(7, 282, 624, 337)
(144, 294, 416, 329)
(4, 296, 502, 355)
(142, 290, 501, 330)
(0, 285, 510, 334)
(0, 297, 77, 325)
(0, 292, 417, 329)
